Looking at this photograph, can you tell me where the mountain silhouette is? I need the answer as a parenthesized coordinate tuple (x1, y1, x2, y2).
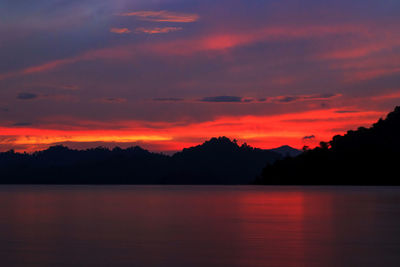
(0, 136, 283, 184)
(168, 137, 282, 184)
(269, 145, 302, 158)
(257, 106, 400, 185)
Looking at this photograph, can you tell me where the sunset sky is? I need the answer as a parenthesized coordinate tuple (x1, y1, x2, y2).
(1, 0, 400, 152)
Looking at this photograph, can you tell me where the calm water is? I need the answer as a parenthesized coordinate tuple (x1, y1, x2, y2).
(1, 186, 400, 267)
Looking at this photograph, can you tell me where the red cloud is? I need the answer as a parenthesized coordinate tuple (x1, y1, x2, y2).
(0, 24, 390, 81)
(146, 25, 370, 55)
(344, 68, 400, 82)
(110, 28, 131, 34)
(0, 45, 135, 80)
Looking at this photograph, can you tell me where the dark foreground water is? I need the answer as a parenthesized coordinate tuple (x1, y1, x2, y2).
(1, 186, 400, 267)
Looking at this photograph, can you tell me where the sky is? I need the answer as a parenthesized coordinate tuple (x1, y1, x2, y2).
(1, 0, 400, 152)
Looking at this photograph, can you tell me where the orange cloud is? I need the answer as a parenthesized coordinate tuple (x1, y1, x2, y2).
(135, 27, 183, 34)
(119, 10, 199, 23)
(110, 28, 131, 34)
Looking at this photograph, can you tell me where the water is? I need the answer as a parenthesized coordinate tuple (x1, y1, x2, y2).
(1, 186, 400, 267)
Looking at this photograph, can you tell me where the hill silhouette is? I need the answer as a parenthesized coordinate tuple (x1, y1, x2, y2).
(169, 137, 283, 184)
(257, 106, 400, 185)
(0, 137, 284, 184)
(270, 145, 303, 158)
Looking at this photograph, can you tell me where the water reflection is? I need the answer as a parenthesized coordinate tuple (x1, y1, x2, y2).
(0, 186, 400, 266)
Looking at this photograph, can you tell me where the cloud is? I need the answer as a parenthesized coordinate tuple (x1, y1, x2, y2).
(34, 84, 79, 91)
(329, 52, 400, 82)
(0, 25, 375, 81)
(0, 135, 18, 143)
(344, 67, 400, 82)
(151, 94, 339, 104)
(268, 93, 341, 104)
(20, 58, 80, 75)
(146, 25, 371, 55)
(302, 135, 316, 140)
(152, 96, 249, 103)
(110, 28, 131, 34)
(119, 10, 199, 23)
(319, 37, 400, 61)
(276, 96, 299, 103)
(16, 92, 77, 102)
(200, 96, 244, 103)
(153, 97, 184, 102)
(242, 98, 255, 103)
(0, 45, 135, 80)
(12, 122, 32, 126)
(0, 107, 9, 112)
(371, 91, 400, 101)
(95, 97, 127, 103)
(335, 110, 359, 114)
(135, 27, 182, 34)
(314, 93, 337, 98)
(17, 92, 38, 100)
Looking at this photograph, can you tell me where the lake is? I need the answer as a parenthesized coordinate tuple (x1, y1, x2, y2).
(0, 186, 400, 266)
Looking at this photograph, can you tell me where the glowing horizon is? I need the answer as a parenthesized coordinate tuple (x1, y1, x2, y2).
(0, 108, 387, 152)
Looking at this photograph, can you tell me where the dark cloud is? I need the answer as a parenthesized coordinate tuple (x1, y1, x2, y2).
(272, 93, 340, 104)
(0, 135, 18, 142)
(302, 135, 316, 140)
(152, 94, 337, 104)
(12, 122, 32, 126)
(27, 84, 79, 92)
(335, 110, 359, 113)
(153, 98, 184, 102)
(303, 93, 341, 101)
(200, 96, 243, 103)
(242, 98, 255, 103)
(276, 96, 300, 103)
(17, 92, 38, 100)
(154, 96, 255, 103)
(320, 102, 329, 108)
(316, 93, 337, 98)
(95, 97, 127, 103)
(0, 107, 9, 112)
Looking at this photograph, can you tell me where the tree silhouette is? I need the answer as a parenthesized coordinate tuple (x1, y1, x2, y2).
(0, 136, 285, 185)
(257, 106, 400, 185)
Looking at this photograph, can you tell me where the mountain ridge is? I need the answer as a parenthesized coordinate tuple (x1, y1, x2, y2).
(0, 136, 292, 184)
